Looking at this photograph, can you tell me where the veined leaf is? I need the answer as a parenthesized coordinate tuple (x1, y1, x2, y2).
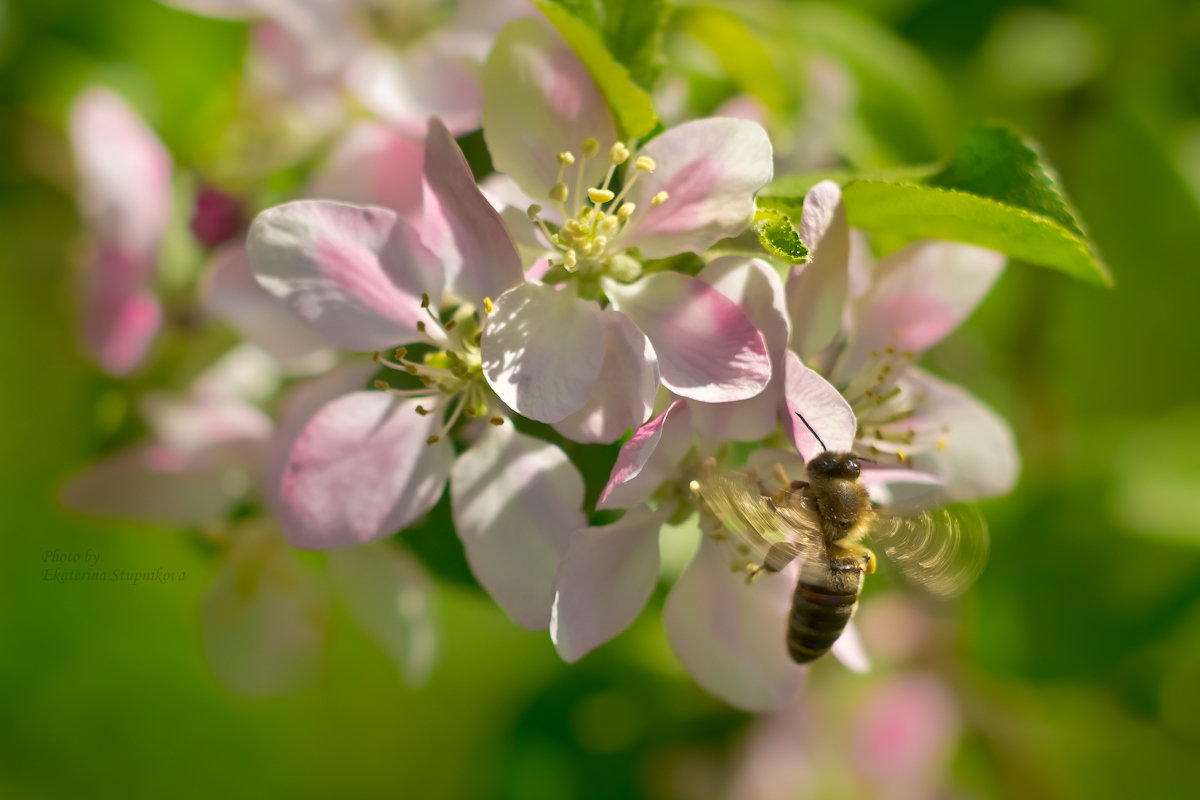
(761, 124, 1111, 287)
(535, 0, 660, 139)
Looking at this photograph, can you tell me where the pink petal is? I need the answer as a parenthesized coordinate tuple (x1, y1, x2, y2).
(247, 200, 444, 351)
(689, 256, 790, 444)
(605, 272, 771, 402)
(621, 118, 773, 258)
(329, 542, 437, 685)
(551, 310, 659, 443)
(450, 423, 586, 629)
(83, 274, 162, 376)
(482, 18, 616, 204)
(202, 243, 331, 369)
(421, 118, 524, 304)
(201, 522, 329, 698)
(783, 351, 856, 460)
(833, 242, 1005, 384)
(262, 360, 379, 516)
(278, 391, 454, 549)
(664, 536, 803, 711)
(787, 180, 850, 358)
(60, 445, 250, 528)
(305, 122, 424, 216)
(597, 399, 693, 511)
(141, 393, 273, 460)
(481, 283, 606, 423)
(851, 673, 961, 795)
(346, 40, 482, 136)
(70, 89, 172, 374)
(189, 343, 284, 403)
(70, 87, 172, 262)
(550, 506, 667, 661)
(891, 368, 1019, 502)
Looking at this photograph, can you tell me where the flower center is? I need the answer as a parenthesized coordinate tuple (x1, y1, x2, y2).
(527, 138, 666, 279)
(373, 294, 503, 445)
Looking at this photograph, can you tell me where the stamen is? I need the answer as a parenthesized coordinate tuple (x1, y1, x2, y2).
(609, 142, 630, 165)
(599, 215, 618, 235)
(564, 249, 577, 269)
(549, 182, 569, 204)
(526, 203, 542, 220)
(557, 151, 575, 167)
(580, 138, 600, 159)
(617, 203, 635, 223)
(635, 155, 656, 172)
(489, 416, 504, 426)
(651, 191, 669, 207)
(483, 297, 493, 314)
(588, 187, 615, 205)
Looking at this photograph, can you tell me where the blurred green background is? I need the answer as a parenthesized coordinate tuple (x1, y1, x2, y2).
(3, 0, 1200, 797)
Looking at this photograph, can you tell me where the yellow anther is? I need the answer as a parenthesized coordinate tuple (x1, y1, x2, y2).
(373, 380, 388, 390)
(581, 138, 600, 159)
(426, 435, 440, 445)
(444, 319, 457, 331)
(526, 203, 542, 220)
(490, 416, 505, 426)
(588, 187, 615, 204)
(617, 203, 636, 222)
(415, 405, 430, 416)
(936, 436, 948, 452)
(416, 320, 427, 332)
(557, 151, 575, 166)
(421, 293, 431, 308)
(394, 347, 407, 359)
(549, 182, 569, 204)
(599, 215, 618, 234)
(635, 155, 656, 172)
(592, 235, 608, 251)
(483, 296, 494, 314)
(556, 228, 575, 246)
(564, 249, 577, 268)
(566, 219, 586, 235)
(609, 142, 630, 164)
(651, 191, 669, 207)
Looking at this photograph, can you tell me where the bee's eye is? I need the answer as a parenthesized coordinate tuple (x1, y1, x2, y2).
(845, 459, 861, 478)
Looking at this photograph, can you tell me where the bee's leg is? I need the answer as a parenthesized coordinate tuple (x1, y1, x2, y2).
(837, 543, 876, 575)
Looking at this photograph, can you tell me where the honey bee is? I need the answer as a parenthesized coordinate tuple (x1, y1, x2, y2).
(691, 415, 988, 665)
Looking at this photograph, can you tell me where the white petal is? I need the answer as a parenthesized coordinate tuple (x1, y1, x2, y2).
(782, 351, 857, 460)
(481, 283, 606, 422)
(664, 536, 803, 711)
(787, 179, 850, 358)
(450, 424, 585, 629)
(202, 244, 332, 370)
(830, 621, 871, 674)
(329, 542, 438, 685)
(550, 506, 667, 661)
(482, 18, 616, 203)
(201, 522, 329, 697)
(551, 310, 659, 443)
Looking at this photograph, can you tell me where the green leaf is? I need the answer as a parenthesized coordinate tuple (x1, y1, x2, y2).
(927, 124, 1086, 238)
(534, 0, 662, 138)
(762, 124, 1111, 287)
(841, 181, 1110, 286)
(753, 208, 809, 265)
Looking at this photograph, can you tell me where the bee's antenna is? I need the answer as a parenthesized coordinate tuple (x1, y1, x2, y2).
(794, 411, 827, 451)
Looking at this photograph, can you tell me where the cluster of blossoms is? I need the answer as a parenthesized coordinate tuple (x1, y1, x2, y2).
(64, 5, 1016, 709)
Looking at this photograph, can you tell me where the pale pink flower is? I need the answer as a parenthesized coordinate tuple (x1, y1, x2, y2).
(61, 347, 437, 695)
(785, 180, 1019, 503)
(245, 119, 587, 629)
(476, 19, 776, 438)
(69, 87, 172, 375)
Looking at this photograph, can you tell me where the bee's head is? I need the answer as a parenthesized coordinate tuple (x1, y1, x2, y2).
(805, 451, 861, 481)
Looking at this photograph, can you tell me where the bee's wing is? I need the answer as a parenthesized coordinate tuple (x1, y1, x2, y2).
(871, 504, 989, 597)
(697, 469, 825, 573)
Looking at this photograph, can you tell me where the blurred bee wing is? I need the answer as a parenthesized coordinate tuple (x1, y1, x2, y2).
(697, 468, 824, 574)
(872, 504, 989, 597)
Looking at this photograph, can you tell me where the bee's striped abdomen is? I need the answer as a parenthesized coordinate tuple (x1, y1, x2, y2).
(786, 557, 864, 664)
